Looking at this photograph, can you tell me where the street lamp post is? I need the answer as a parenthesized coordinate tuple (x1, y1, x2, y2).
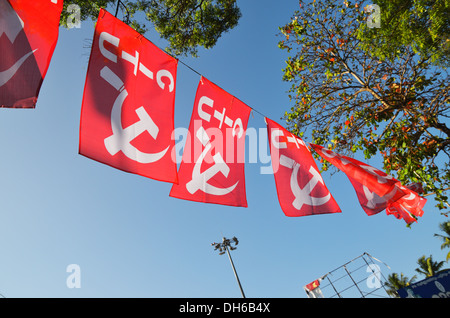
(211, 236, 246, 298)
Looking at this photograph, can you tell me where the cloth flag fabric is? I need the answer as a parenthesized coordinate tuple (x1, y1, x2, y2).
(170, 77, 250, 207)
(79, 9, 179, 183)
(0, 0, 63, 108)
(266, 119, 340, 217)
(311, 144, 426, 223)
(385, 183, 426, 224)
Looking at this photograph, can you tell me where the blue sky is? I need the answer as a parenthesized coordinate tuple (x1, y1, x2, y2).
(0, 0, 448, 298)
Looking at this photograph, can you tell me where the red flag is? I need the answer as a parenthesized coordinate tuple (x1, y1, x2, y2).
(169, 77, 250, 207)
(304, 278, 324, 298)
(311, 144, 400, 198)
(311, 144, 426, 223)
(79, 9, 178, 183)
(385, 184, 426, 224)
(266, 119, 341, 217)
(0, 0, 63, 108)
(305, 279, 320, 292)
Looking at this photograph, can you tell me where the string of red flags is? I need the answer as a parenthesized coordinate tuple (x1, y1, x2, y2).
(169, 77, 251, 207)
(79, 8, 179, 184)
(0, 0, 63, 108)
(0, 6, 428, 224)
(266, 118, 341, 217)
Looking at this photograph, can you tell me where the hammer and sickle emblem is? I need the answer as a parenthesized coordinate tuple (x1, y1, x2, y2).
(359, 164, 397, 208)
(100, 66, 169, 163)
(279, 155, 331, 210)
(186, 126, 239, 196)
(0, 0, 37, 88)
(363, 186, 397, 209)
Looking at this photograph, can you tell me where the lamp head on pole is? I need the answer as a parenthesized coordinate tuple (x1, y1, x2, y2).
(211, 236, 239, 255)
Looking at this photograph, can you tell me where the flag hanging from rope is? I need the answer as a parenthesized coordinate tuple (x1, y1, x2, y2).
(79, 9, 179, 183)
(170, 77, 251, 207)
(311, 144, 426, 223)
(0, 0, 63, 108)
(266, 119, 341, 217)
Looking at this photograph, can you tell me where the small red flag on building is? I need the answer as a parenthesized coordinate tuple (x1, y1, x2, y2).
(0, 0, 63, 108)
(304, 278, 324, 298)
(79, 9, 179, 183)
(169, 77, 250, 207)
(305, 279, 320, 291)
(266, 119, 341, 217)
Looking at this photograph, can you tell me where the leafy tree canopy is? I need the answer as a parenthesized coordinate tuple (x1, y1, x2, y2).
(415, 254, 448, 277)
(60, 0, 242, 57)
(278, 0, 449, 212)
(434, 221, 450, 261)
(384, 272, 417, 297)
(357, 0, 450, 68)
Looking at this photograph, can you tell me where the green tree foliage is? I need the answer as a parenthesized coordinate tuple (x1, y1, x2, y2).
(357, 0, 450, 68)
(384, 272, 417, 297)
(60, 0, 241, 57)
(60, 0, 117, 27)
(278, 0, 449, 213)
(415, 254, 447, 277)
(434, 221, 450, 261)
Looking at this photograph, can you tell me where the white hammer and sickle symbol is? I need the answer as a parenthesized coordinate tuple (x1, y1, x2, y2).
(100, 66, 169, 163)
(279, 155, 331, 210)
(186, 126, 239, 196)
(0, 0, 38, 88)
